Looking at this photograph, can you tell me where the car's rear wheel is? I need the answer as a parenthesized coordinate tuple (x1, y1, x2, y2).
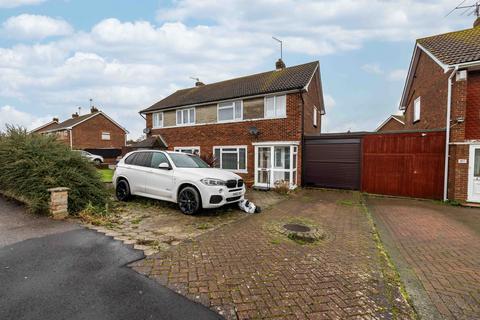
(116, 180, 131, 201)
(178, 186, 200, 215)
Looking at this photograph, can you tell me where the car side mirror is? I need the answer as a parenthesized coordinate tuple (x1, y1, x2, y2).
(158, 162, 171, 170)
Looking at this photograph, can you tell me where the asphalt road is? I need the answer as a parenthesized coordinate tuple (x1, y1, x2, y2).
(0, 197, 222, 320)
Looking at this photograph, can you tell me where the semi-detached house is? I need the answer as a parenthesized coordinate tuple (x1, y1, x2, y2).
(140, 60, 325, 188)
(398, 20, 480, 203)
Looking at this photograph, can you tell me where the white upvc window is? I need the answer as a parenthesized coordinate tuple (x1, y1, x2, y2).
(174, 147, 200, 155)
(176, 108, 195, 126)
(152, 112, 163, 128)
(265, 95, 286, 118)
(218, 100, 242, 122)
(101, 132, 111, 140)
(213, 146, 247, 172)
(413, 97, 421, 123)
(313, 106, 318, 127)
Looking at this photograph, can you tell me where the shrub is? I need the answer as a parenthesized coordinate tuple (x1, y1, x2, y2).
(0, 126, 109, 215)
(273, 180, 291, 195)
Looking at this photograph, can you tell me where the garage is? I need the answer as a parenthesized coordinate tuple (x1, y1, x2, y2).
(303, 133, 364, 190)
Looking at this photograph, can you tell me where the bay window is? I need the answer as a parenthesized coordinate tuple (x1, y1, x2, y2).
(213, 146, 247, 172)
(218, 101, 242, 122)
(265, 95, 286, 118)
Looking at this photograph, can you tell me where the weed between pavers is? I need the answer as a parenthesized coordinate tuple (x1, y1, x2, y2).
(360, 197, 419, 320)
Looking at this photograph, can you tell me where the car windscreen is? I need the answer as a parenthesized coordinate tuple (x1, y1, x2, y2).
(169, 153, 209, 168)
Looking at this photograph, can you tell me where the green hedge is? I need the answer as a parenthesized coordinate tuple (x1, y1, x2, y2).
(0, 126, 109, 215)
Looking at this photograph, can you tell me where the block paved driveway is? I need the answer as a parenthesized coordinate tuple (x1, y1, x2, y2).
(132, 189, 415, 319)
(367, 196, 480, 320)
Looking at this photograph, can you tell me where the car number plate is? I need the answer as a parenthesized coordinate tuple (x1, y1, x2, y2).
(232, 191, 242, 196)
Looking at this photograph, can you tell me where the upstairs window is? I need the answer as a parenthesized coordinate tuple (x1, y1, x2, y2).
(265, 95, 286, 118)
(152, 112, 163, 128)
(101, 132, 111, 140)
(176, 108, 195, 125)
(413, 97, 421, 123)
(313, 106, 318, 127)
(218, 101, 242, 122)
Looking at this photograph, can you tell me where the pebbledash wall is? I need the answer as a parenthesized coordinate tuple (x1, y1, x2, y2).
(148, 93, 308, 186)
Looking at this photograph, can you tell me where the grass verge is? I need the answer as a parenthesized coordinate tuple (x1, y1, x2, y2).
(97, 168, 114, 183)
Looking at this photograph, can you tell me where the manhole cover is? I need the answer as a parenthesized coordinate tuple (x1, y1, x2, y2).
(283, 223, 311, 233)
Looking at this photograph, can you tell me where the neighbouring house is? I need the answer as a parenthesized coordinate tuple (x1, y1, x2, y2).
(139, 60, 325, 188)
(399, 18, 480, 203)
(376, 115, 405, 132)
(31, 107, 129, 164)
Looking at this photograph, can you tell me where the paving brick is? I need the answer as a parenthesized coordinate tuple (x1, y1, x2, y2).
(132, 189, 414, 319)
(369, 196, 480, 320)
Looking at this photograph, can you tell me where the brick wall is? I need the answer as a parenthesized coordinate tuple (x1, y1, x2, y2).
(32, 121, 59, 134)
(448, 144, 469, 201)
(303, 69, 323, 135)
(403, 51, 449, 130)
(465, 71, 480, 139)
(377, 118, 405, 132)
(71, 113, 126, 150)
(148, 93, 304, 185)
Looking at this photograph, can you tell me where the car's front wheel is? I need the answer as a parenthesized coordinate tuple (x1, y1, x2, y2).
(178, 186, 201, 215)
(116, 180, 131, 201)
(93, 158, 102, 166)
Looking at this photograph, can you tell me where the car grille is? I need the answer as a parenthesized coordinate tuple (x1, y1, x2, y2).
(226, 179, 244, 189)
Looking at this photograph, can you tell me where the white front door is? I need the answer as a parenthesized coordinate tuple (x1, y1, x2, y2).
(468, 145, 480, 202)
(254, 144, 298, 189)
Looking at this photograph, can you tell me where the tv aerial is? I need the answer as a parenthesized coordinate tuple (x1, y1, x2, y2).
(446, 0, 480, 17)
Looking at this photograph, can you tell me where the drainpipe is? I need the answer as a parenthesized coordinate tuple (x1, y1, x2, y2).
(443, 67, 458, 201)
(69, 129, 73, 150)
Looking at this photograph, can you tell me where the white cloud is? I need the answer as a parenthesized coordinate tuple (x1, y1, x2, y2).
(2, 14, 73, 40)
(0, 1, 473, 138)
(324, 95, 336, 110)
(388, 69, 408, 82)
(362, 63, 384, 75)
(0, 0, 45, 8)
(0, 105, 53, 131)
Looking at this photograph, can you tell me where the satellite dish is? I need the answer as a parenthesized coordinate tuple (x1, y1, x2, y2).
(143, 127, 151, 134)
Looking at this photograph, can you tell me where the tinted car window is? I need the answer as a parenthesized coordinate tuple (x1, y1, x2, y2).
(134, 152, 152, 167)
(151, 152, 169, 168)
(124, 153, 138, 165)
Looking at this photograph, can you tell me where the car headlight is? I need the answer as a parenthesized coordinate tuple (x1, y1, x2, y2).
(200, 178, 226, 186)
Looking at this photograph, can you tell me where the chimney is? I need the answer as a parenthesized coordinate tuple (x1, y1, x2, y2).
(475, 17, 480, 28)
(195, 81, 205, 87)
(90, 106, 99, 113)
(275, 58, 286, 70)
(52, 117, 59, 123)
(72, 112, 79, 118)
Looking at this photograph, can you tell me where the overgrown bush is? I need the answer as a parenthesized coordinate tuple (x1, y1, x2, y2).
(0, 125, 109, 215)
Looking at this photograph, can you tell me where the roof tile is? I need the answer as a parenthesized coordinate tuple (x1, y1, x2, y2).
(141, 61, 319, 112)
(417, 26, 480, 65)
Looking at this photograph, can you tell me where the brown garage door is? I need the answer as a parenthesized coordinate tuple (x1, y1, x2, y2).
(303, 134, 364, 190)
(361, 130, 445, 199)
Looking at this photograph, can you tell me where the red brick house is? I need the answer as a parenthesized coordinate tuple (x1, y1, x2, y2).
(376, 115, 405, 132)
(399, 20, 480, 202)
(31, 107, 128, 163)
(140, 60, 325, 188)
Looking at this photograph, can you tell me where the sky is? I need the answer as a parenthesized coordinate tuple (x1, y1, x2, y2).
(0, 0, 476, 139)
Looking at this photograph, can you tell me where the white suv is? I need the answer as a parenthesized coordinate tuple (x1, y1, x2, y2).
(113, 150, 246, 215)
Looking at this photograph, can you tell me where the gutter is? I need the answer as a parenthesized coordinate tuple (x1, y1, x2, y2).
(443, 67, 458, 201)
